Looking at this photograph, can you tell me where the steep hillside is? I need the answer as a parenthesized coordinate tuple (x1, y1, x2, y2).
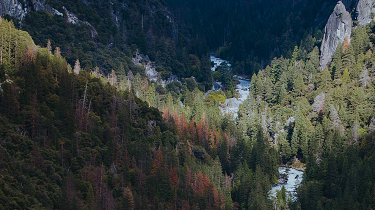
(1, 0, 212, 90)
(238, 6, 375, 208)
(2, 1, 375, 210)
(166, 0, 338, 76)
(0, 17, 234, 209)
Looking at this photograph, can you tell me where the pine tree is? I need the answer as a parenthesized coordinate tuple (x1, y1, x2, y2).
(341, 68, 351, 86)
(86, 183, 95, 210)
(277, 84, 287, 104)
(123, 187, 135, 210)
(291, 46, 299, 65)
(270, 56, 287, 84)
(334, 56, 343, 80)
(278, 131, 292, 163)
(309, 46, 320, 70)
(293, 72, 304, 97)
(317, 69, 332, 90)
(250, 73, 258, 97)
(263, 76, 274, 103)
(331, 43, 344, 80)
(152, 146, 164, 175)
(305, 60, 316, 78)
(342, 45, 355, 71)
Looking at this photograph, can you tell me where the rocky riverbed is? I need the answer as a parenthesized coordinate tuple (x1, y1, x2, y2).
(269, 167, 304, 200)
(210, 56, 250, 118)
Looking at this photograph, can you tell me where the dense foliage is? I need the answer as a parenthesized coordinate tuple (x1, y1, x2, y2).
(238, 17, 375, 209)
(0, 18, 228, 209)
(166, 0, 342, 76)
(0, 17, 282, 209)
(294, 133, 375, 210)
(2, 0, 375, 209)
(6, 0, 213, 90)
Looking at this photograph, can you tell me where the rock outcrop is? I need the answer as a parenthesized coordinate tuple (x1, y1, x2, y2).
(0, 0, 62, 20)
(0, 0, 27, 20)
(132, 51, 158, 82)
(1, 0, 97, 38)
(320, 1, 353, 70)
(32, 0, 63, 16)
(357, 0, 375, 27)
(63, 7, 98, 38)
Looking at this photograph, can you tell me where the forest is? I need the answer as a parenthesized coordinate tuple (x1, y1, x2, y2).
(166, 0, 339, 76)
(0, 0, 375, 209)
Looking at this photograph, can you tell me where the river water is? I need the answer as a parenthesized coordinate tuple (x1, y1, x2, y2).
(269, 167, 304, 200)
(210, 55, 304, 201)
(210, 55, 231, 71)
(210, 56, 250, 118)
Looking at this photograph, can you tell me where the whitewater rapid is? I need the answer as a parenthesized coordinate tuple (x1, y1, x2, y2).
(269, 167, 304, 200)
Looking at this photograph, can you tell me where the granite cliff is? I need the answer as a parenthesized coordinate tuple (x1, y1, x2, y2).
(320, 0, 375, 69)
(320, 1, 353, 69)
(0, 0, 62, 20)
(0, 0, 27, 20)
(357, 0, 375, 27)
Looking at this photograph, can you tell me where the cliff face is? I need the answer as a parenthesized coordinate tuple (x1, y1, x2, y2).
(357, 0, 375, 27)
(31, 0, 63, 16)
(0, 0, 63, 20)
(320, 1, 352, 69)
(1, 0, 96, 37)
(0, 0, 27, 20)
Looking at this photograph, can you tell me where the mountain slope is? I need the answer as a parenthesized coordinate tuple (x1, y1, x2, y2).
(166, 0, 338, 76)
(0, 18, 233, 209)
(1, 0, 213, 89)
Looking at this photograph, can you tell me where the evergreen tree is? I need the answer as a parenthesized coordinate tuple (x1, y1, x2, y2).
(293, 72, 304, 97)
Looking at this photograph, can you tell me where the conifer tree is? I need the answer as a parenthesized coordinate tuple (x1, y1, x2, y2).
(341, 68, 351, 86)
(123, 187, 135, 210)
(291, 46, 299, 64)
(342, 45, 355, 71)
(86, 183, 95, 210)
(263, 76, 274, 103)
(250, 73, 258, 97)
(308, 46, 320, 70)
(277, 83, 287, 104)
(293, 72, 304, 97)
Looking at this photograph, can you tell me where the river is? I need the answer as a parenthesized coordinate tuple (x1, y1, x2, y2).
(269, 167, 304, 200)
(210, 56, 250, 118)
(210, 55, 304, 201)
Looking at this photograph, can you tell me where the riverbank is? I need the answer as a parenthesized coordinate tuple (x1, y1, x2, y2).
(269, 166, 304, 200)
(210, 56, 250, 118)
